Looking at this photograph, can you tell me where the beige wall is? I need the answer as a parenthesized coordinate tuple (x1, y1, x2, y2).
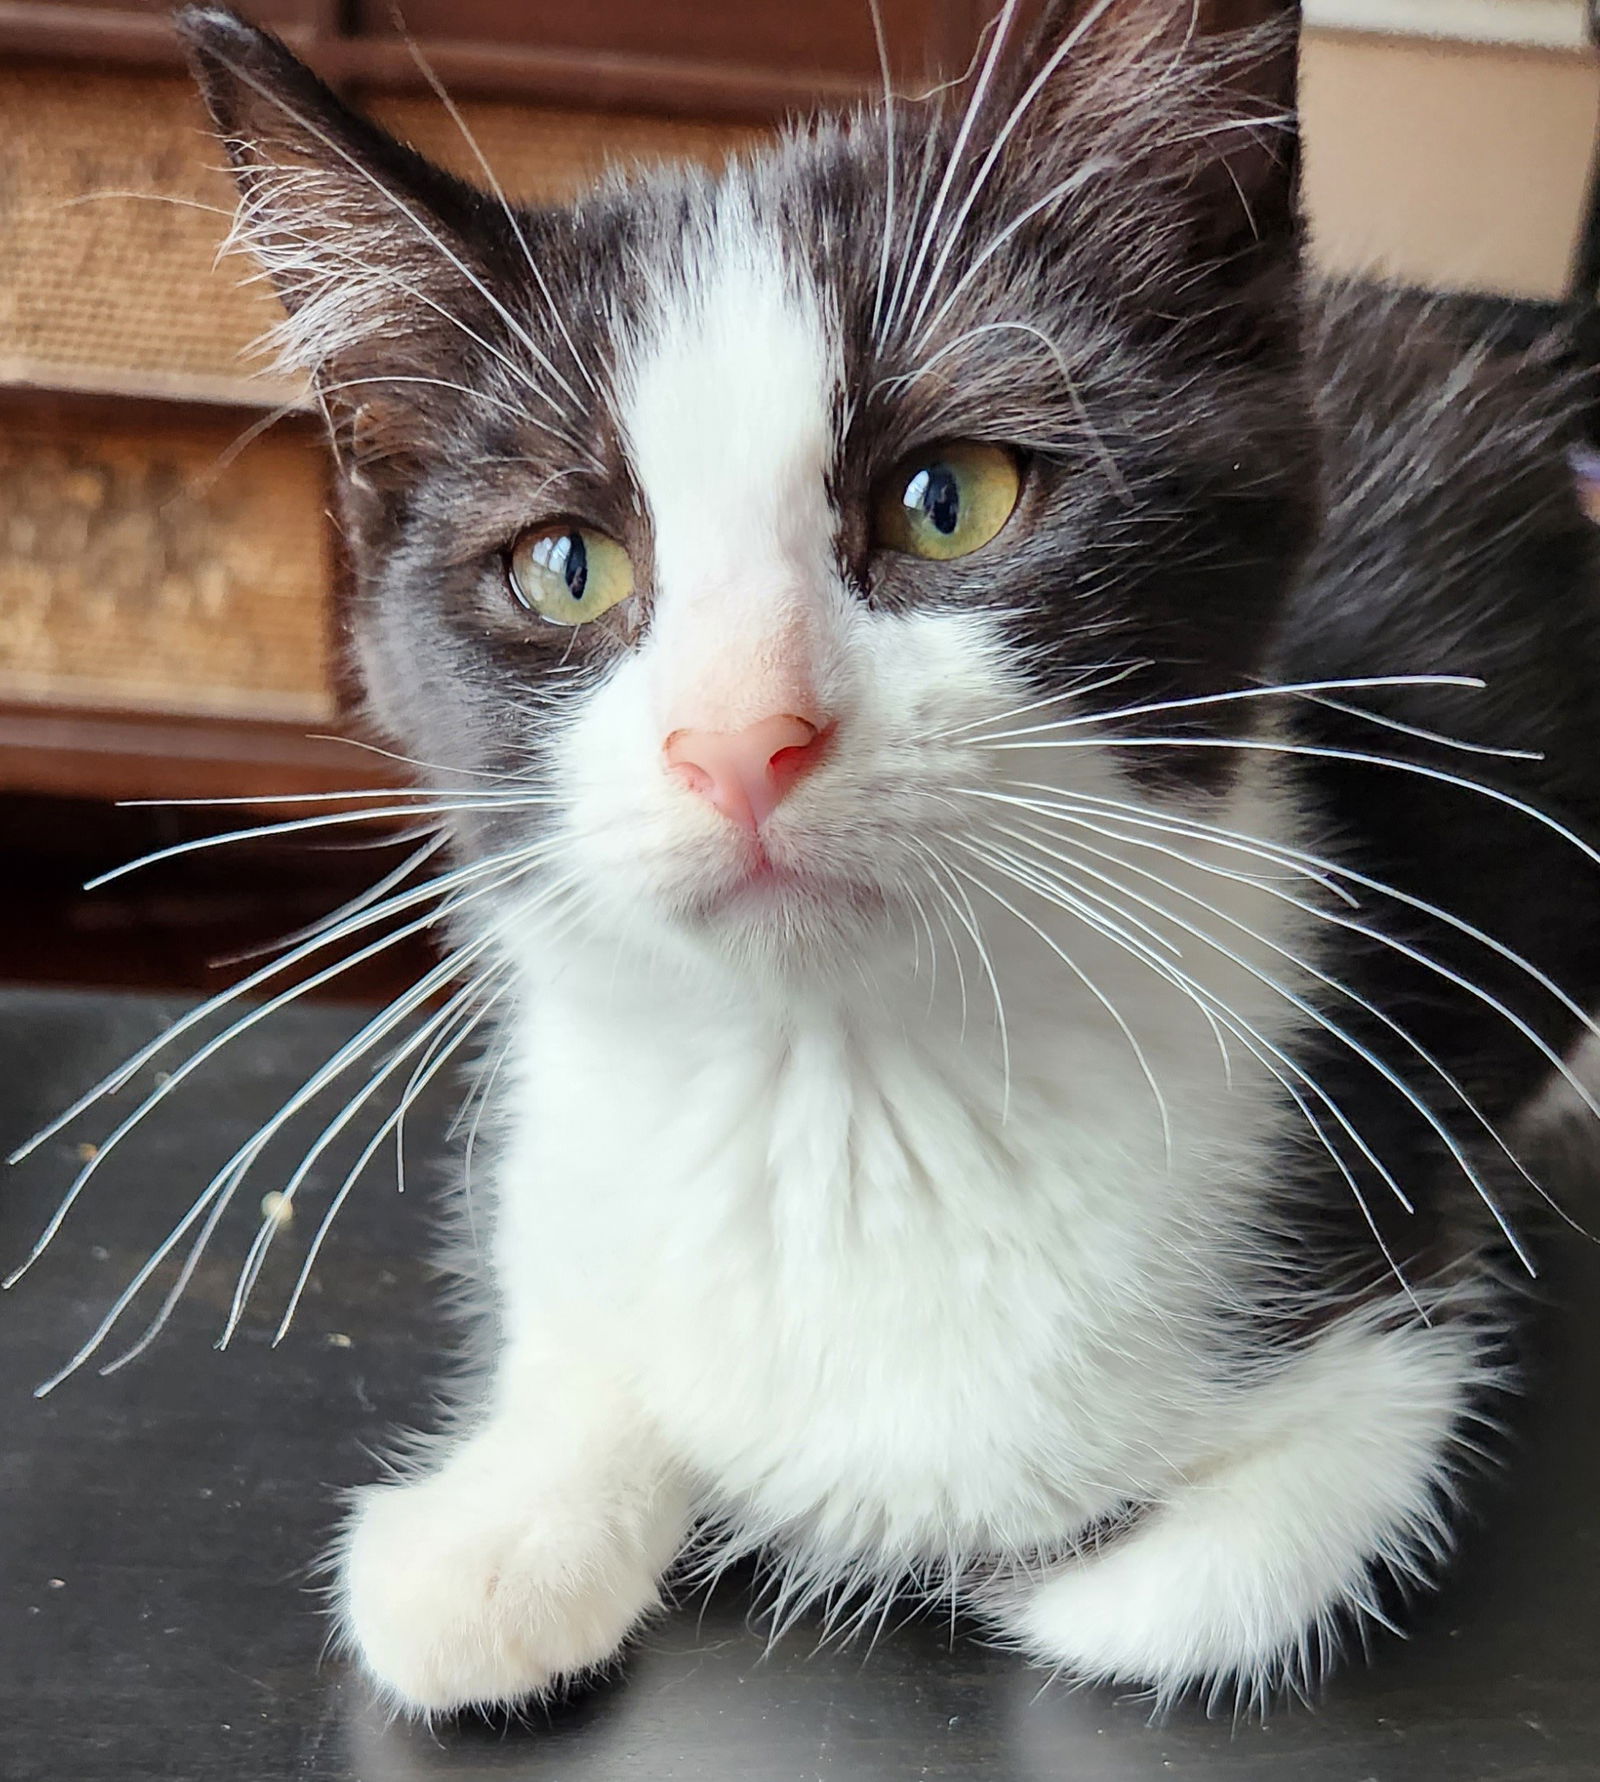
(1300, 29, 1600, 298)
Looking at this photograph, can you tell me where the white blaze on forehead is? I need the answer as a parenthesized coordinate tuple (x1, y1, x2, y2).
(618, 201, 843, 733)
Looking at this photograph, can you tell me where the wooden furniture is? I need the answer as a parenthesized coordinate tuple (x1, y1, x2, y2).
(0, 0, 988, 117)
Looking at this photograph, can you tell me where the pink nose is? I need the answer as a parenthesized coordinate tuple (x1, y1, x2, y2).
(664, 713, 825, 832)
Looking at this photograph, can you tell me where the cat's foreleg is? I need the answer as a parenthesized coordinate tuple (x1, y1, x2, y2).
(336, 1336, 689, 1716)
(992, 1308, 1495, 1703)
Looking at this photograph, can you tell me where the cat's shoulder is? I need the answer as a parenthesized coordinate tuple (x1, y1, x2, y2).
(1284, 277, 1600, 778)
(1305, 278, 1591, 495)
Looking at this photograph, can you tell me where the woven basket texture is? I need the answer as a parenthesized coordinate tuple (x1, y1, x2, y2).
(0, 407, 335, 722)
(0, 66, 752, 719)
(0, 65, 756, 405)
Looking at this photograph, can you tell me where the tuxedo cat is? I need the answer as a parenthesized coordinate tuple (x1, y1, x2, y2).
(63, 0, 1600, 1715)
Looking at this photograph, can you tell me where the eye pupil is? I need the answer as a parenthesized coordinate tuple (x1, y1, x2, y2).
(875, 442, 1020, 563)
(551, 530, 588, 601)
(511, 522, 631, 625)
(907, 465, 961, 536)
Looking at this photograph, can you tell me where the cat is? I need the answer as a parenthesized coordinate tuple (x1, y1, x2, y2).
(72, 0, 1600, 1717)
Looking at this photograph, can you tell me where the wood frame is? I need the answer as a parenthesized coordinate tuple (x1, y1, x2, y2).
(0, 0, 992, 122)
(0, 701, 402, 805)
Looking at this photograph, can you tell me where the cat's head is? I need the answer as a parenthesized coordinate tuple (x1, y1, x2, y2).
(180, 1, 1313, 984)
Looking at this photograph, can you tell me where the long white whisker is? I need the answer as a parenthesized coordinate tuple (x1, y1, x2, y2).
(84, 796, 554, 890)
(971, 782, 1357, 903)
(885, 0, 1019, 343)
(6, 844, 511, 1172)
(991, 778, 1600, 1069)
(911, 161, 1110, 351)
(273, 970, 517, 1347)
(902, 0, 1122, 342)
(899, 868, 942, 1010)
(221, 957, 518, 1351)
(40, 929, 489, 1395)
(963, 828, 1232, 1075)
(913, 850, 970, 1034)
(54, 189, 235, 219)
(459, 1003, 519, 1255)
(1292, 690, 1541, 760)
(100, 860, 581, 1383)
(963, 818, 1426, 1295)
(83, 926, 512, 1390)
(967, 829, 1184, 960)
(303, 733, 552, 784)
(1004, 798, 1600, 1235)
(910, 838, 1008, 1107)
(980, 733, 1600, 883)
(112, 948, 492, 1379)
(117, 786, 538, 808)
(867, 0, 898, 346)
(4, 844, 549, 1281)
(963, 828, 1432, 1277)
(398, 28, 605, 405)
(206, 832, 448, 970)
(962, 676, 1492, 747)
(252, 861, 582, 1316)
(991, 817, 1535, 1265)
(218, 967, 498, 1347)
(949, 842, 1174, 1157)
(882, 121, 943, 344)
(1276, 1081, 1428, 1319)
(928, 663, 1144, 743)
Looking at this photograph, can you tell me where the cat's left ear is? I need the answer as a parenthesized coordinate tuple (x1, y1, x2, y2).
(1004, 0, 1302, 318)
(176, 6, 512, 469)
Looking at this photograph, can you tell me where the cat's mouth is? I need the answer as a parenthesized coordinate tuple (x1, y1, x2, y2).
(688, 833, 886, 925)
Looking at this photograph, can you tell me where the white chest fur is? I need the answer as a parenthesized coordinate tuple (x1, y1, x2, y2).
(491, 886, 1305, 1572)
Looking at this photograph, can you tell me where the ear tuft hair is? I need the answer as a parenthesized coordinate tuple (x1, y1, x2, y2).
(986, 0, 1305, 353)
(176, 4, 504, 464)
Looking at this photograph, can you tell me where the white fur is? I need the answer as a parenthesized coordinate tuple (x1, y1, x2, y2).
(620, 196, 845, 738)
(1002, 1307, 1490, 1702)
(336, 193, 1489, 1717)
(341, 1349, 689, 1711)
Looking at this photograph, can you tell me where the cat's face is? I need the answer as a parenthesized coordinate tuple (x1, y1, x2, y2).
(183, 1, 1313, 978)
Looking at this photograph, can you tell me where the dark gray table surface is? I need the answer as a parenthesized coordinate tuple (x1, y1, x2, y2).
(2, 983, 1598, 1782)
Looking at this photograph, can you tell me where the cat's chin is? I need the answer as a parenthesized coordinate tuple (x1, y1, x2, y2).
(693, 862, 887, 926)
(667, 848, 895, 961)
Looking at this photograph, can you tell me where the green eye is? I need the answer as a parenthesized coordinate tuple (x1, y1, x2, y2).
(873, 441, 1022, 561)
(508, 523, 634, 625)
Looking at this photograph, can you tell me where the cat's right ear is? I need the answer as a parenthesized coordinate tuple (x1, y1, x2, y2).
(176, 7, 496, 458)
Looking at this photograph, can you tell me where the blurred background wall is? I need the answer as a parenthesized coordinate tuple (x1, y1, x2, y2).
(1, 0, 1597, 991)
(1302, 13, 1600, 298)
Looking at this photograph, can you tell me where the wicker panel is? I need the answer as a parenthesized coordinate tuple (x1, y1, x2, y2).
(0, 65, 753, 729)
(0, 408, 335, 723)
(0, 68, 297, 405)
(0, 66, 758, 407)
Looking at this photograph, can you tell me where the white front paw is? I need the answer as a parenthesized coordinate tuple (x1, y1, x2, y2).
(338, 1472, 670, 1716)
